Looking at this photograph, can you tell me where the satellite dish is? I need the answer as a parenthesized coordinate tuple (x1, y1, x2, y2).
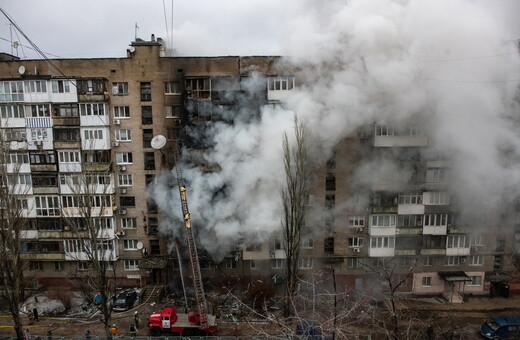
(18, 66, 25, 75)
(136, 241, 144, 250)
(151, 135, 166, 150)
(129, 46, 136, 53)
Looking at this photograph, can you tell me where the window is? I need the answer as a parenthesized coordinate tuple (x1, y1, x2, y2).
(424, 214, 448, 227)
(150, 239, 160, 255)
(54, 128, 80, 141)
(79, 103, 107, 116)
(51, 80, 70, 93)
(144, 152, 155, 170)
(4, 128, 26, 141)
(112, 82, 128, 95)
(29, 262, 44, 271)
(148, 217, 158, 236)
(347, 258, 362, 268)
(298, 258, 313, 269)
(397, 215, 422, 227)
(426, 168, 448, 183)
(7, 174, 31, 185)
(167, 128, 182, 140)
(114, 106, 130, 118)
(423, 236, 446, 249)
(118, 174, 133, 186)
(123, 239, 139, 250)
(121, 218, 137, 229)
(271, 238, 282, 250)
(140, 82, 152, 101)
(250, 260, 257, 269)
(142, 129, 153, 148)
(468, 276, 482, 286)
(77, 79, 104, 94)
(54, 261, 63, 271)
(31, 173, 57, 187)
(370, 237, 395, 248)
(422, 256, 433, 266)
(78, 262, 88, 271)
(29, 151, 56, 164)
(324, 237, 334, 254)
(447, 235, 469, 248)
(141, 106, 153, 125)
(116, 152, 133, 164)
(225, 258, 237, 269)
(83, 129, 104, 140)
(301, 237, 314, 248)
(325, 194, 335, 208)
(34, 196, 60, 216)
(422, 277, 432, 287)
(348, 237, 364, 247)
(429, 192, 450, 205)
(52, 103, 78, 117)
(0, 104, 24, 118)
(7, 152, 29, 164)
(271, 259, 283, 269)
(185, 78, 211, 100)
(124, 260, 139, 270)
(444, 256, 460, 266)
(25, 80, 47, 93)
(115, 129, 131, 142)
(0, 81, 24, 102)
(58, 150, 80, 163)
(469, 255, 483, 266)
(31, 128, 48, 141)
(398, 192, 422, 205)
(371, 215, 396, 227)
(325, 173, 336, 191)
(165, 81, 181, 94)
(470, 235, 484, 246)
(268, 76, 294, 91)
(165, 105, 182, 118)
(120, 196, 136, 207)
(349, 216, 365, 227)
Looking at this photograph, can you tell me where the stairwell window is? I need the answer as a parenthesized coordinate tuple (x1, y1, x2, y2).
(140, 82, 152, 101)
(422, 277, 432, 287)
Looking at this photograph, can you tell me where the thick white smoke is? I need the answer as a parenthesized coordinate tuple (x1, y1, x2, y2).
(152, 0, 520, 259)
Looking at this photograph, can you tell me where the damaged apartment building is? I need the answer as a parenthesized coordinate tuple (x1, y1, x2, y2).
(0, 35, 516, 301)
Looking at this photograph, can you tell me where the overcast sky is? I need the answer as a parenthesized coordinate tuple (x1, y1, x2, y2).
(0, 0, 303, 59)
(2, 0, 520, 60)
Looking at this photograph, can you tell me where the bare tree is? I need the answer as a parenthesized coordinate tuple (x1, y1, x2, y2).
(0, 139, 32, 340)
(281, 116, 309, 317)
(60, 150, 118, 337)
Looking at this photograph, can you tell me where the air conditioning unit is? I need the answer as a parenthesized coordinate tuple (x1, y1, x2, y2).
(112, 141, 120, 147)
(119, 208, 127, 215)
(120, 187, 127, 194)
(115, 229, 125, 236)
(34, 140, 42, 146)
(356, 227, 363, 232)
(119, 165, 127, 172)
(114, 119, 121, 125)
(460, 257, 466, 263)
(63, 225, 70, 231)
(353, 248, 361, 253)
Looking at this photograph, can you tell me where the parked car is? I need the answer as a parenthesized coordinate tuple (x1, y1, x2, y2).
(112, 290, 137, 312)
(481, 315, 520, 339)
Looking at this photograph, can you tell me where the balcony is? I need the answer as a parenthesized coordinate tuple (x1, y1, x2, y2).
(420, 248, 446, 256)
(371, 206, 398, 214)
(396, 227, 422, 235)
(53, 116, 80, 126)
(21, 251, 65, 261)
(374, 135, 429, 148)
(395, 249, 418, 256)
(423, 225, 447, 235)
(446, 247, 471, 256)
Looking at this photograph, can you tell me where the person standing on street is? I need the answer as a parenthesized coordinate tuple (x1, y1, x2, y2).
(85, 330, 91, 340)
(134, 311, 139, 328)
(110, 324, 118, 339)
(129, 323, 137, 337)
(32, 307, 39, 322)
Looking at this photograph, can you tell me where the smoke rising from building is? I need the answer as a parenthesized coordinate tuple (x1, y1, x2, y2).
(151, 0, 520, 259)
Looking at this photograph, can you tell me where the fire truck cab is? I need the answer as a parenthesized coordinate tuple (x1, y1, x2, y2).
(149, 306, 216, 336)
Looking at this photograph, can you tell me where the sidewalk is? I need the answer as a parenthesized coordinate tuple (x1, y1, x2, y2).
(399, 292, 520, 312)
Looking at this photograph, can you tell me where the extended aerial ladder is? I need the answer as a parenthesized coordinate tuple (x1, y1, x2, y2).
(174, 156, 209, 331)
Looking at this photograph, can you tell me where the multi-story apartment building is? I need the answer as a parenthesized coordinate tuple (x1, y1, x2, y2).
(0, 36, 514, 300)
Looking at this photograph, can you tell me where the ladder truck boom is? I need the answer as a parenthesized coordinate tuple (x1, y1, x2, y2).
(174, 162, 209, 331)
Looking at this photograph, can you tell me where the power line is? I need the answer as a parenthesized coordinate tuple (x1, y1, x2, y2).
(0, 36, 60, 58)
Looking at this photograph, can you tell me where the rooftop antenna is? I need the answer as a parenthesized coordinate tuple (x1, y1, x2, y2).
(135, 22, 139, 40)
